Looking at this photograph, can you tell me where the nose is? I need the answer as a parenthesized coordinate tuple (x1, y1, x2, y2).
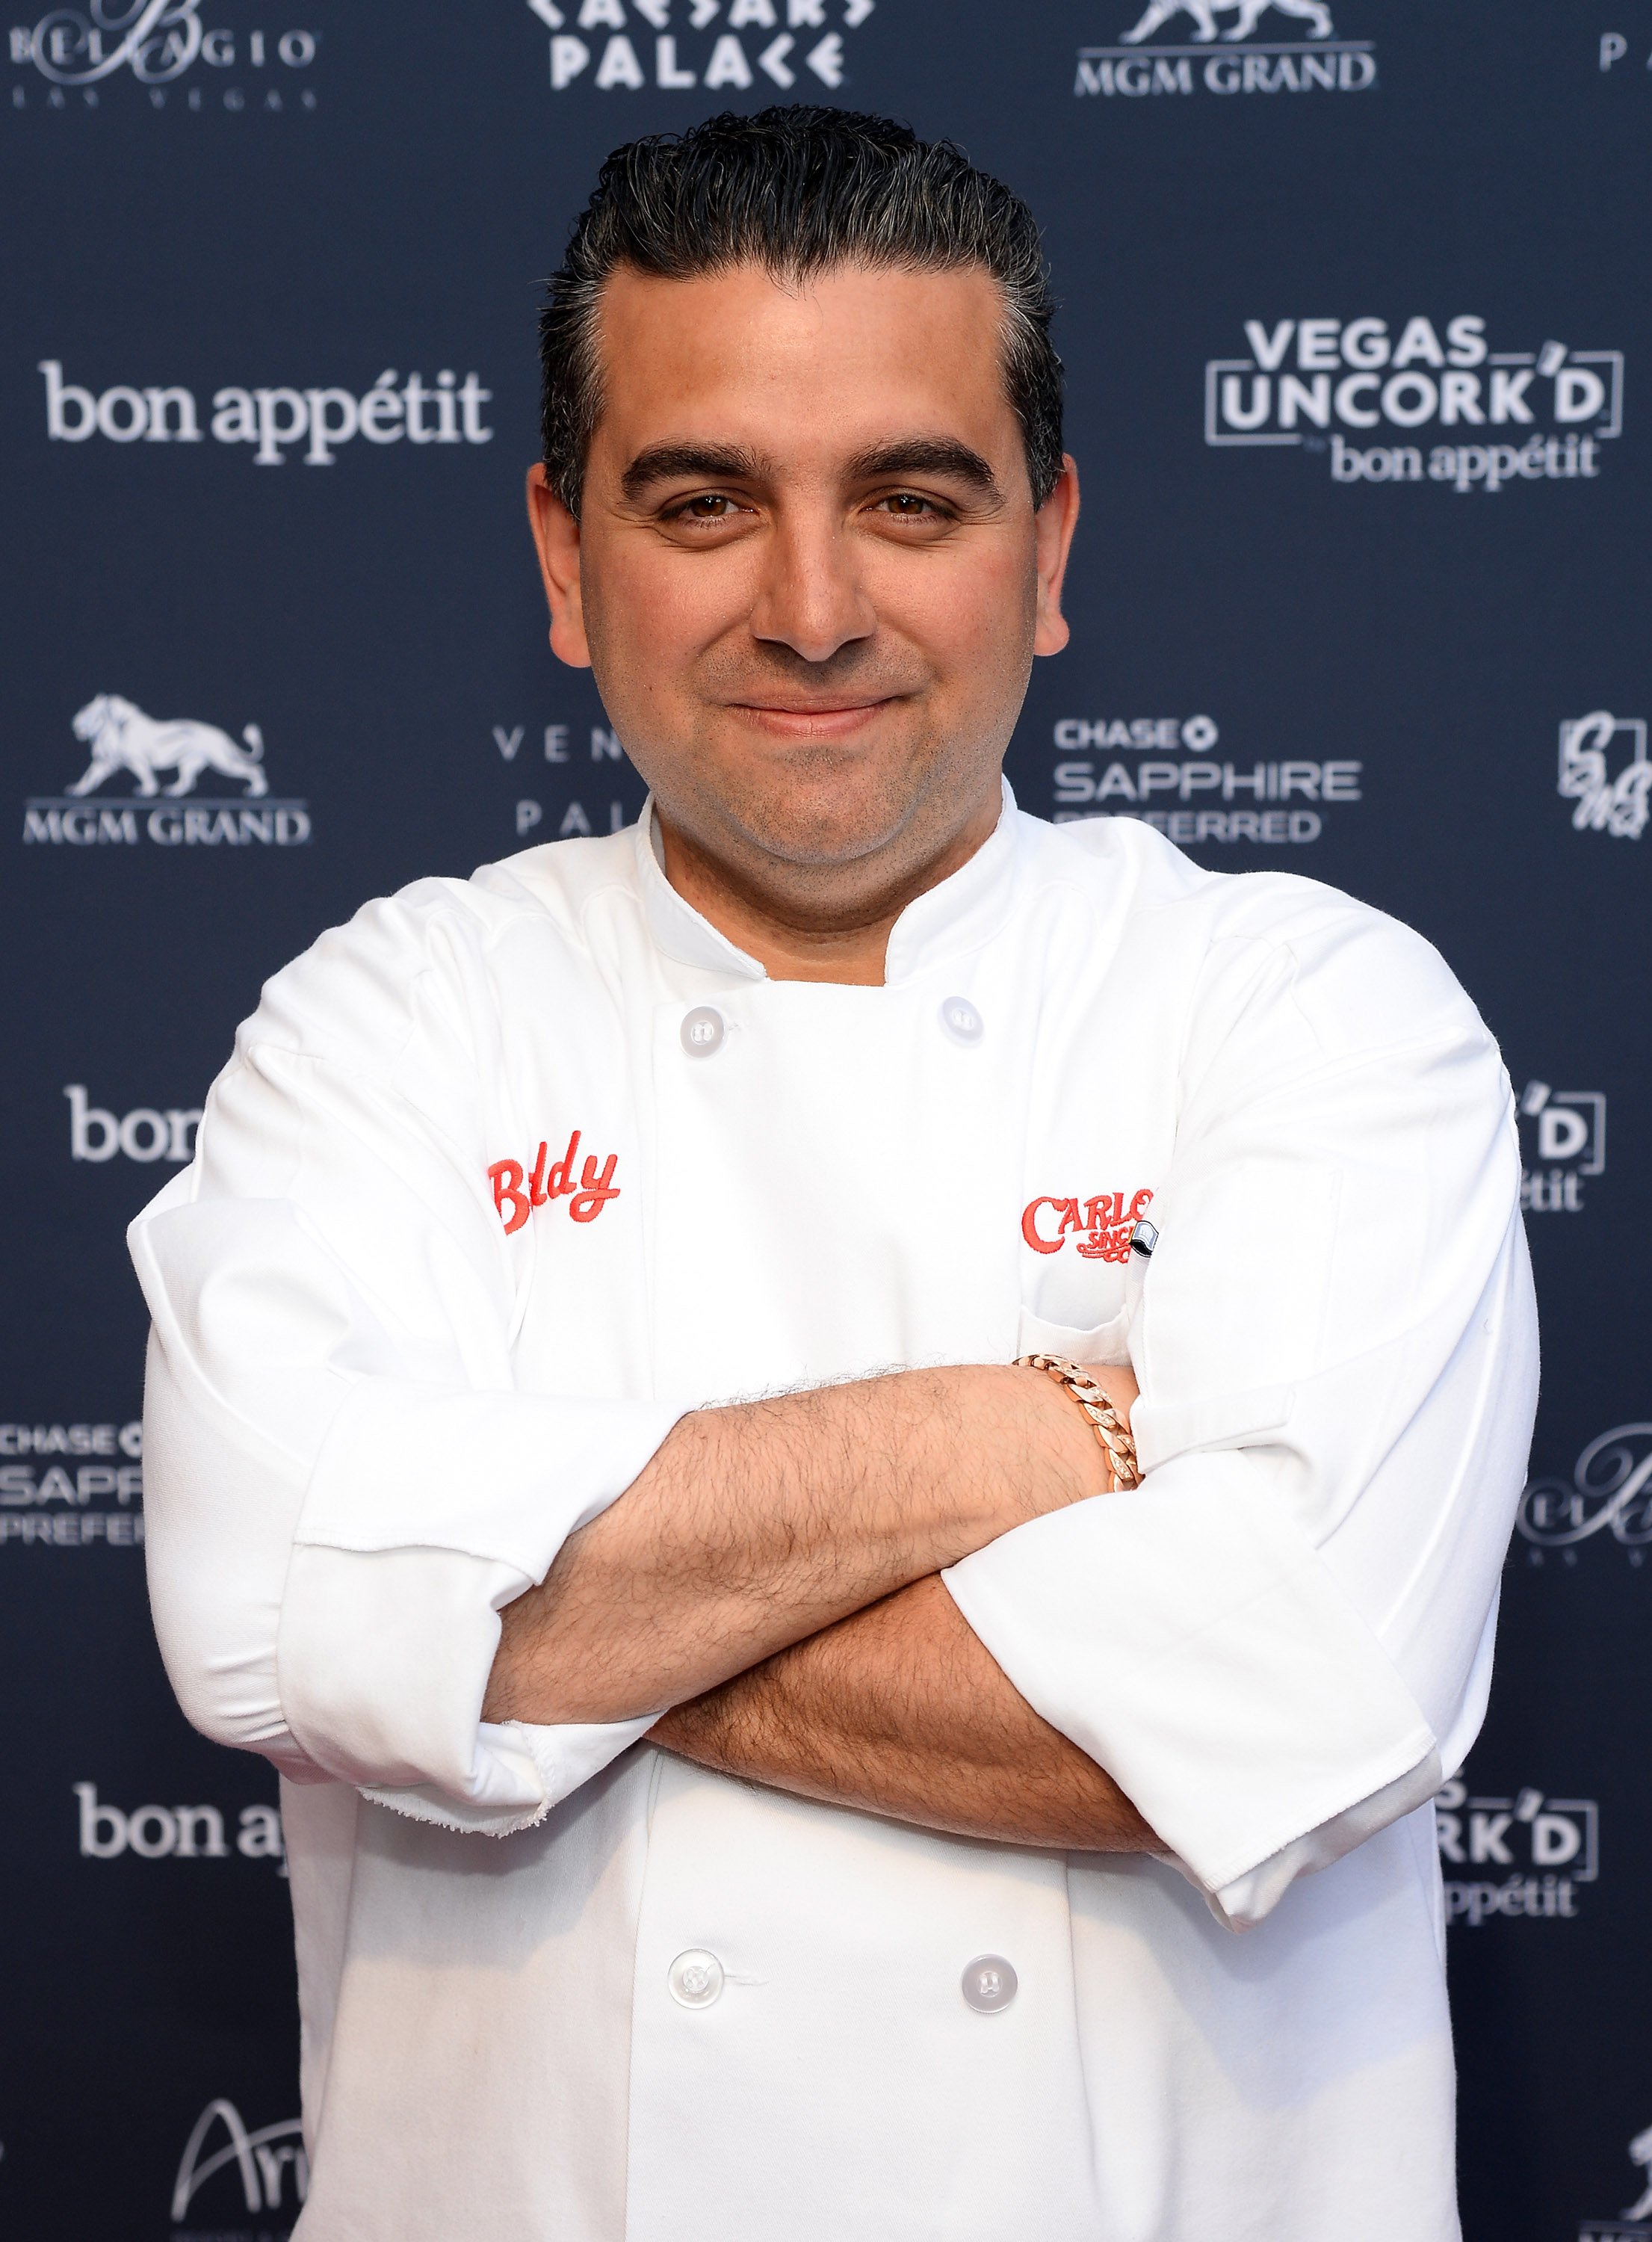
(747, 510, 877, 667)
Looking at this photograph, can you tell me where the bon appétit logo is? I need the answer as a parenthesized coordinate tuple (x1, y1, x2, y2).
(1205, 316, 1624, 490)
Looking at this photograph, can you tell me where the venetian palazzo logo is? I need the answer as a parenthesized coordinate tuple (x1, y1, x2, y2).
(1077, 0, 1374, 99)
(528, 0, 877, 96)
(1049, 710, 1362, 848)
(1205, 319, 1624, 488)
(1518, 1425, 1652, 1566)
(24, 694, 309, 847)
(171, 2099, 306, 2226)
(9, 1, 320, 111)
(1559, 711, 1650, 839)
(1518, 1081, 1606, 1214)
(1435, 1776, 1599, 1927)
(1580, 2125, 1652, 2242)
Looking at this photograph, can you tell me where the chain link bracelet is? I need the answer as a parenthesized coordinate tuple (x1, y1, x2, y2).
(1012, 1353, 1141, 1489)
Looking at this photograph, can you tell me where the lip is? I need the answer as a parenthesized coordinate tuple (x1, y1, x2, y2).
(725, 697, 901, 741)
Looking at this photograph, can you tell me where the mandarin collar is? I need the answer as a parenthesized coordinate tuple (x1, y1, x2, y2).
(632, 778, 1025, 986)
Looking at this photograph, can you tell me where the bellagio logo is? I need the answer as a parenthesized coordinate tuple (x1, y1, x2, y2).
(10, 3, 321, 112)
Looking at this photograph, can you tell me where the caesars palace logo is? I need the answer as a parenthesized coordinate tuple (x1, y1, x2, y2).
(1077, 0, 1376, 101)
(1047, 711, 1361, 849)
(1204, 318, 1625, 490)
(525, 0, 877, 96)
(23, 693, 309, 849)
(9, 1, 319, 111)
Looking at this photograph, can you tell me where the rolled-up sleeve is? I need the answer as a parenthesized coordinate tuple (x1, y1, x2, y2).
(130, 898, 682, 1835)
(943, 901, 1538, 1926)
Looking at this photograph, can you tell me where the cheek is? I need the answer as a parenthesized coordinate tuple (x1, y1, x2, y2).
(872, 543, 1036, 670)
(587, 537, 755, 677)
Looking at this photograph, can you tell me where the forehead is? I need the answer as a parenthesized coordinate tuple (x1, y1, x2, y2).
(589, 261, 1018, 469)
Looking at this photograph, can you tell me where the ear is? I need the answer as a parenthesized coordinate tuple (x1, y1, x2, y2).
(527, 463, 592, 670)
(1032, 454, 1080, 659)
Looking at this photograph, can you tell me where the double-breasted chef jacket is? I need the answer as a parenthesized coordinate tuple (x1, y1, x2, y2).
(132, 784, 1537, 2242)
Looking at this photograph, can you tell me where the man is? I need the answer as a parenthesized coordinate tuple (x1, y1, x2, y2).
(132, 107, 1536, 2241)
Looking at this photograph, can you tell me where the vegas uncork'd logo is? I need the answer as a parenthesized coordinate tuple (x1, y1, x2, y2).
(527, 0, 876, 96)
(23, 693, 310, 848)
(1206, 318, 1624, 489)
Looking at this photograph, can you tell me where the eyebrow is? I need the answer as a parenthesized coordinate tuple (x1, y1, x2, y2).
(844, 437, 1001, 495)
(618, 433, 1003, 502)
(620, 442, 771, 499)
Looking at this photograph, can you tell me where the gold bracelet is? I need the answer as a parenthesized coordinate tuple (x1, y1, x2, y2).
(1013, 1353, 1141, 1489)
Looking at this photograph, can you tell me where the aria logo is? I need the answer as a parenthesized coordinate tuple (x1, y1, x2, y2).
(9, 1, 320, 112)
(528, 0, 876, 97)
(1435, 1776, 1599, 1927)
(1518, 1424, 1652, 1566)
(1518, 1080, 1606, 1214)
(1559, 711, 1650, 841)
(1049, 710, 1362, 847)
(171, 2099, 306, 2226)
(1077, 0, 1375, 99)
(1205, 319, 1624, 490)
(24, 694, 310, 848)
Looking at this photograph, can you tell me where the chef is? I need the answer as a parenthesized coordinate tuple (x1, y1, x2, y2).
(132, 106, 1538, 2241)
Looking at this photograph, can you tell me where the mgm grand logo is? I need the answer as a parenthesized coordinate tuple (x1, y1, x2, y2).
(22, 692, 310, 847)
(1077, 0, 1376, 99)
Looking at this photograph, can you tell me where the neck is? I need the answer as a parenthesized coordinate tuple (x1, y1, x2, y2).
(655, 794, 1002, 986)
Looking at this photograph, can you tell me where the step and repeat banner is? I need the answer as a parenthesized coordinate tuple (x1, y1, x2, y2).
(1, 3, 1647, 2236)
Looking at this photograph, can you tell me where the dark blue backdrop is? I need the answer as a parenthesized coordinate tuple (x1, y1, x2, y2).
(3, 4, 1648, 2235)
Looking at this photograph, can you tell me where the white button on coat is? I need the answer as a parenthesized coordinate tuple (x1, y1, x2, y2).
(130, 785, 1537, 2242)
(669, 1950, 725, 2009)
(681, 1004, 726, 1057)
(940, 995, 983, 1044)
(962, 1955, 1018, 2013)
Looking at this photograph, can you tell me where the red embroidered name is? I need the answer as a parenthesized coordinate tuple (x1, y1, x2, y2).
(488, 1130, 621, 1235)
(1021, 1188, 1153, 1262)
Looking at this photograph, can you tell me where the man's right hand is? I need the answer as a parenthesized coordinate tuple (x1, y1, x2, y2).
(482, 1357, 1129, 1730)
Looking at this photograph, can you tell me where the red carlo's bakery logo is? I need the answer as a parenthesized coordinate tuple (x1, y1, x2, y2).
(488, 1130, 620, 1235)
(1021, 1188, 1154, 1261)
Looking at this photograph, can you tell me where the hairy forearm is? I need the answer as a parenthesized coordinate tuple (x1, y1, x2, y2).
(649, 1572, 1162, 1854)
(483, 1364, 1109, 1729)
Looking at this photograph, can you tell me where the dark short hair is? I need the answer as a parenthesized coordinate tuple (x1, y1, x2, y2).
(539, 105, 1062, 516)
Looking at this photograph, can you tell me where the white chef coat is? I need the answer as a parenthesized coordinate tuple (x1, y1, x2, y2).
(131, 784, 1537, 2242)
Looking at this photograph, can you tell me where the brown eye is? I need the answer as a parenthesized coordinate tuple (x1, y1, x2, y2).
(684, 495, 731, 518)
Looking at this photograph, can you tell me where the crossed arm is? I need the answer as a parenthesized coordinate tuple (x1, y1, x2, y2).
(483, 1362, 1160, 1853)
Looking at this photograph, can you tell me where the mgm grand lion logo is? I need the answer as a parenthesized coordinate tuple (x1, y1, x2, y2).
(66, 692, 267, 799)
(1121, 0, 1334, 38)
